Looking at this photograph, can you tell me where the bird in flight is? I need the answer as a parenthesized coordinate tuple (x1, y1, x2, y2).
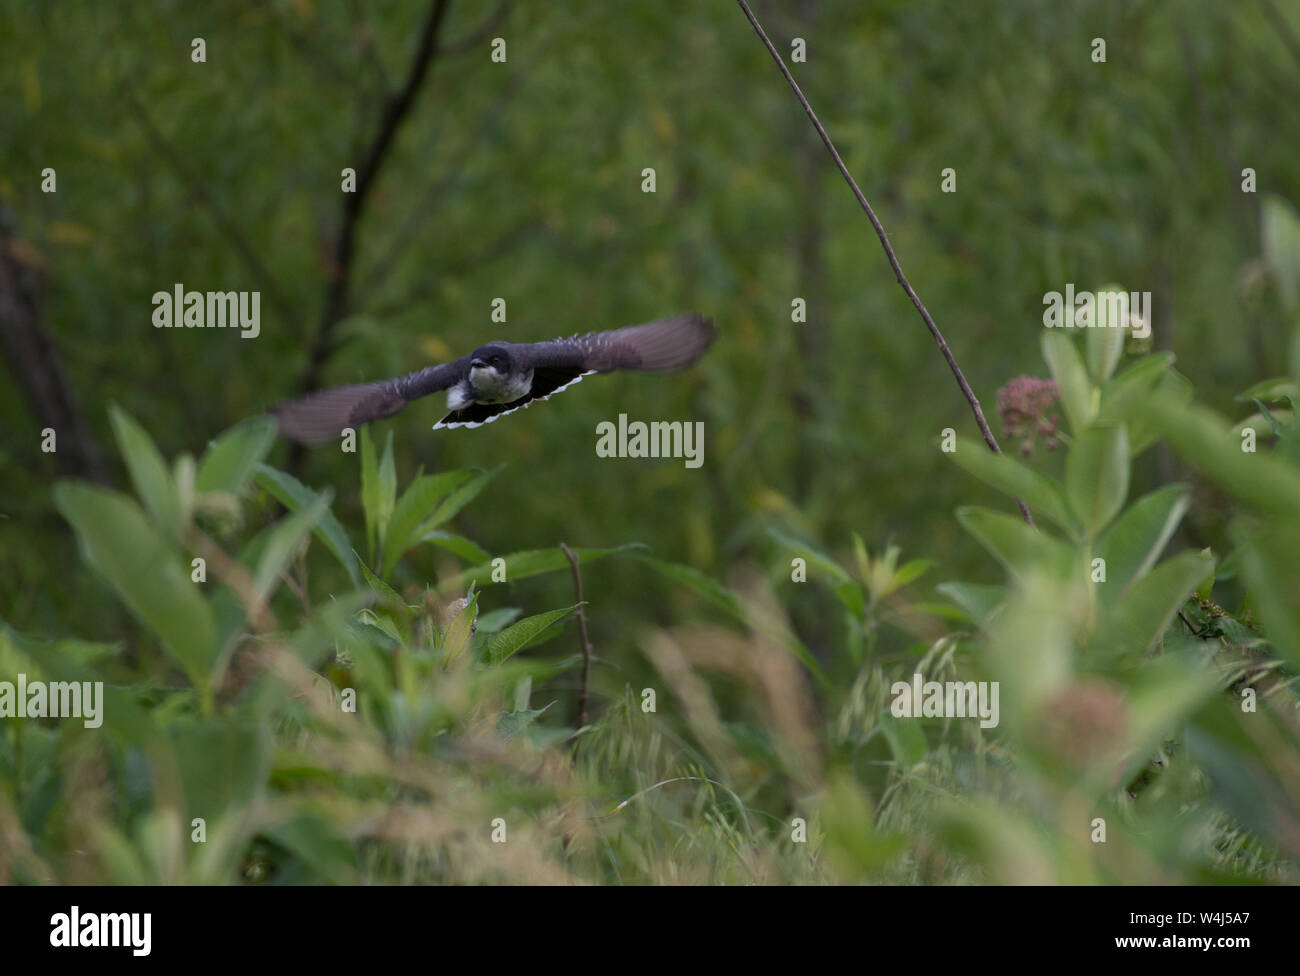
(272, 313, 715, 444)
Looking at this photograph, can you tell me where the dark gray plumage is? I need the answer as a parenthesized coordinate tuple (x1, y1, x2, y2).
(272, 314, 715, 444)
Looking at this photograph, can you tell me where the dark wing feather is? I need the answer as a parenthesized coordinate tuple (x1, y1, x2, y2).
(434, 366, 593, 429)
(272, 358, 468, 445)
(515, 314, 715, 373)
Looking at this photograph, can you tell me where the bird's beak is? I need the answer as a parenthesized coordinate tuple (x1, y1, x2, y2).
(471, 358, 487, 369)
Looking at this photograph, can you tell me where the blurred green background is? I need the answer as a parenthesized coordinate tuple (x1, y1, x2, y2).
(3, 0, 1297, 678)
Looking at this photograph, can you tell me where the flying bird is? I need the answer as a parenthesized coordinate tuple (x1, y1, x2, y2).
(272, 314, 715, 444)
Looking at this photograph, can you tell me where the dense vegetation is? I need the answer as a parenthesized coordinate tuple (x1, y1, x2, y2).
(2, 1, 1299, 883)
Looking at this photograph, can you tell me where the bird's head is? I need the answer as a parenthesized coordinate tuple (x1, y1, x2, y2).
(468, 344, 515, 379)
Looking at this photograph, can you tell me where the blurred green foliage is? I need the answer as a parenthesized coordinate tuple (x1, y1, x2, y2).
(2, 0, 1300, 883)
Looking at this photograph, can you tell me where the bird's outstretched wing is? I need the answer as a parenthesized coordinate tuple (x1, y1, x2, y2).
(514, 313, 716, 373)
(271, 358, 467, 445)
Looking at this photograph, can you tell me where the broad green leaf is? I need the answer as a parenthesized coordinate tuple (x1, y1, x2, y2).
(442, 592, 479, 663)
(357, 555, 404, 604)
(171, 716, 269, 822)
(1147, 394, 1300, 514)
(195, 416, 276, 495)
(1128, 368, 1194, 455)
(253, 492, 330, 605)
(1262, 194, 1300, 312)
(1065, 424, 1129, 538)
(1236, 518, 1300, 668)
(381, 470, 475, 576)
(634, 554, 741, 616)
(948, 436, 1079, 536)
(1088, 549, 1213, 663)
(254, 464, 358, 584)
(360, 427, 379, 560)
(935, 581, 1006, 625)
(420, 530, 491, 564)
(1095, 484, 1188, 599)
(110, 405, 181, 539)
(1237, 376, 1300, 406)
(768, 529, 864, 617)
(476, 607, 522, 633)
(417, 465, 500, 533)
(1086, 282, 1129, 382)
(53, 482, 219, 691)
(485, 604, 576, 665)
(263, 811, 357, 884)
(1042, 331, 1094, 434)
(956, 506, 1076, 581)
(440, 544, 644, 591)
(1096, 352, 1171, 426)
(3, 623, 156, 747)
(377, 431, 396, 543)
(878, 708, 928, 768)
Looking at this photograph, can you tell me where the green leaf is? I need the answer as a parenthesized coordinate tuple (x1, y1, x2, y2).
(442, 592, 479, 663)
(956, 507, 1076, 581)
(381, 470, 476, 577)
(440, 544, 644, 591)
(358, 556, 404, 604)
(420, 531, 491, 564)
(1262, 194, 1300, 312)
(1097, 352, 1172, 426)
(1237, 376, 1300, 406)
(948, 436, 1079, 537)
(263, 810, 357, 884)
(1088, 549, 1213, 663)
(1042, 331, 1094, 434)
(53, 482, 219, 692)
(1095, 484, 1188, 600)
(768, 529, 864, 617)
(1147, 395, 1300, 515)
(1086, 283, 1129, 382)
(878, 708, 928, 768)
(253, 491, 330, 605)
(254, 464, 358, 584)
(633, 554, 741, 616)
(476, 607, 522, 633)
(485, 605, 577, 665)
(417, 465, 500, 533)
(1235, 518, 1300, 669)
(377, 431, 396, 540)
(360, 427, 379, 561)
(195, 416, 276, 495)
(1065, 424, 1129, 538)
(935, 581, 1006, 625)
(109, 405, 181, 539)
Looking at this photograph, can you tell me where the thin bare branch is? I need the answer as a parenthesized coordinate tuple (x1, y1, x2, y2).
(296, 0, 452, 398)
(735, 0, 1032, 525)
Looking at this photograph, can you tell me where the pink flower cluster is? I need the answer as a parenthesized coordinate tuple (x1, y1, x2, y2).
(997, 375, 1062, 455)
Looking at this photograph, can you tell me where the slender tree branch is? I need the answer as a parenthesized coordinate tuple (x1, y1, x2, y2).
(735, 0, 1032, 525)
(559, 542, 593, 728)
(358, 62, 532, 304)
(0, 207, 109, 484)
(289, 0, 452, 472)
